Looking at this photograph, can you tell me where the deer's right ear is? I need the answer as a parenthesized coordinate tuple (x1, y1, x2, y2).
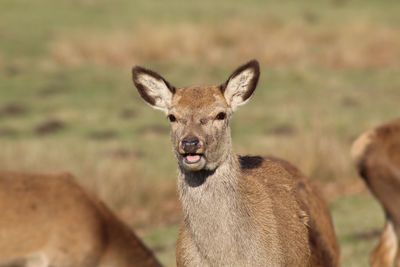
(132, 66, 175, 113)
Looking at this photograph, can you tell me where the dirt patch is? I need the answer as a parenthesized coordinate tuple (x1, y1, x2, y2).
(138, 125, 169, 136)
(120, 108, 137, 120)
(341, 96, 359, 108)
(104, 148, 144, 159)
(4, 65, 21, 77)
(88, 130, 118, 140)
(38, 85, 67, 97)
(266, 123, 297, 137)
(34, 119, 66, 136)
(0, 126, 19, 138)
(348, 229, 381, 241)
(0, 103, 28, 118)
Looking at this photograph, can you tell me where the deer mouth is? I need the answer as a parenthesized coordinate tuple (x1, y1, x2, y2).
(182, 153, 203, 164)
(178, 152, 206, 171)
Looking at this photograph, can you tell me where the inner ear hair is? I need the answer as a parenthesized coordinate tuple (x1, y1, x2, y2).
(132, 66, 175, 94)
(220, 59, 260, 103)
(132, 66, 176, 110)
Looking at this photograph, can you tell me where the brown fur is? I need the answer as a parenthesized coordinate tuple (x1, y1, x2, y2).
(0, 171, 161, 267)
(133, 60, 340, 267)
(351, 118, 400, 267)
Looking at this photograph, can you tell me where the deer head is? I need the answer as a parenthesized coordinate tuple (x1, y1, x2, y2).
(132, 60, 260, 172)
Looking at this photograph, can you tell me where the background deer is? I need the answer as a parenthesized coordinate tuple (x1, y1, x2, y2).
(0, 171, 161, 267)
(351, 118, 400, 267)
(132, 60, 340, 266)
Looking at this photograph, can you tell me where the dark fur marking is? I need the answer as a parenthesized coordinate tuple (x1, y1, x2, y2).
(358, 159, 371, 184)
(183, 169, 216, 187)
(239, 156, 264, 170)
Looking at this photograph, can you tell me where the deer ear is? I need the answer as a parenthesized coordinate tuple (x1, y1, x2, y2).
(220, 60, 260, 111)
(132, 66, 175, 113)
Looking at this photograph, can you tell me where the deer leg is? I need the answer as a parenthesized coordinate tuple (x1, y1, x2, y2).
(395, 229, 400, 267)
(370, 220, 398, 267)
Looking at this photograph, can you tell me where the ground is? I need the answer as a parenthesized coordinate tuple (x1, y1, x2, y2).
(0, 0, 399, 266)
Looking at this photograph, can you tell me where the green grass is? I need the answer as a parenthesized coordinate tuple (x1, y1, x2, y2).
(144, 224, 180, 267)
(333, 193, 384, 266)
(1, 0, 400, 266)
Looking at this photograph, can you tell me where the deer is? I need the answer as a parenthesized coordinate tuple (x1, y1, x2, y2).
(351, 118, 400, 267)
(132, 60, 340, 267)
(0, 171, 162, 267)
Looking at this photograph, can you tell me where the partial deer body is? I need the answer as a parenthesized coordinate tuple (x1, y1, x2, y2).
(0, 172, 161, 267)
(133, 60, 340, 267)
(351, 118, 400, 267)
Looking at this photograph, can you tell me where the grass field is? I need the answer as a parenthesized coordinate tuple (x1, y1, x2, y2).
(1, 0, 400, 266)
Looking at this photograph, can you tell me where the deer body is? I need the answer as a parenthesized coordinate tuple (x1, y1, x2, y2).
(0, 172, 161, 267)
(177, 154, 339, 267)
(133, 60, 339, 267)
(351, 118, 400, 267)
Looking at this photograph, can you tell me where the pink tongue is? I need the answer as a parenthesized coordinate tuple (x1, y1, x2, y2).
(186, 155, 200, 163)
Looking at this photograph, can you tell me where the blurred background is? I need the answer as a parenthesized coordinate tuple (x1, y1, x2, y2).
(0, 0, 399, 266)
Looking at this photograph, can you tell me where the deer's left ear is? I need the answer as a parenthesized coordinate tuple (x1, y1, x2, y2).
(220, 60, 260, 111)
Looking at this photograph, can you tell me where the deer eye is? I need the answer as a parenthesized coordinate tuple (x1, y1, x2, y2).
(167, 114, 177, 122)
(215, 112, 226, 120)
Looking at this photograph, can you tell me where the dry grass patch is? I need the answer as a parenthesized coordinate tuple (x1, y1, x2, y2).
(50, 19, 400, 69)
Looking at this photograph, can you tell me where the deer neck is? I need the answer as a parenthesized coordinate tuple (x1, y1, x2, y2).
(178, 149, 239, 190)
(177, 151, 256, 263)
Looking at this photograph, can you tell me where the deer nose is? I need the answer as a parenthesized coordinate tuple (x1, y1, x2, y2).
(181, 137, 200, 153)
